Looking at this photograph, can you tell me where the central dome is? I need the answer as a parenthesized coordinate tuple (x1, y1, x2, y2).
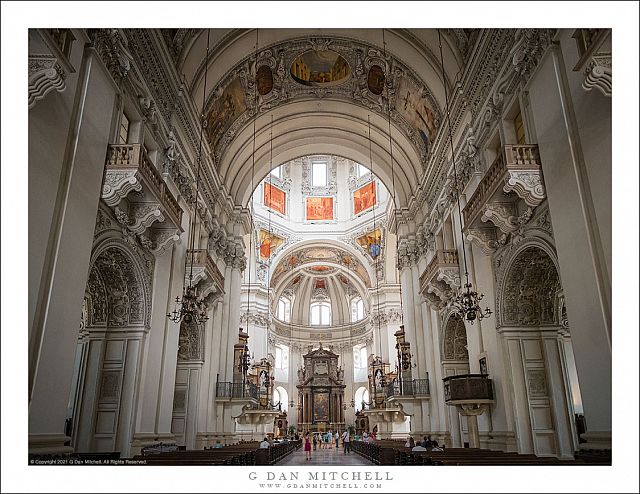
(249, 154, 389, 329)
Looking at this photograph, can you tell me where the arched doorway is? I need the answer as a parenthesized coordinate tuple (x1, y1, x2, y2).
(500, 244, 580, 458)
(69, 242, 152, 456)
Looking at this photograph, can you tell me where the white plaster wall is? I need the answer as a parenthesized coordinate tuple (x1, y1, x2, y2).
(526, 32, 611, 437)
(29, 45, 119, 452)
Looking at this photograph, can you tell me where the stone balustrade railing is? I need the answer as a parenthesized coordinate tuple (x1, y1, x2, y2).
(503, 144, 541, 169)
(462, 144, 543, 228)
(106, 143, 183, 228)
(462, 151, 507, 227)
(419, 249, 459, 293)
(186, 249, 225, 292)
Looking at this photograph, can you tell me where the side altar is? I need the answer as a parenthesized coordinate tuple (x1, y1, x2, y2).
(296, 344, 346, 433)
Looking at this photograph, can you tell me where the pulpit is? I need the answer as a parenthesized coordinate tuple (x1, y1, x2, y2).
(296, 344, 345, 432)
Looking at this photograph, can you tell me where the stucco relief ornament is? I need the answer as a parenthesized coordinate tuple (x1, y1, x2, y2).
(503, 171, 546, 207)
(163, 128, 181, 174)
(583, 54, 611, 97)
(28, 55, 67, 109)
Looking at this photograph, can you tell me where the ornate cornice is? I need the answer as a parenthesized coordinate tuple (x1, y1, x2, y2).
(123, 29, 235, 227)
(240, 311, 270, 327)
(416, 29, 555, 232)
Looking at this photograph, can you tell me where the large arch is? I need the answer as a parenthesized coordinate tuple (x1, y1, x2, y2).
(176, 29, 463, 210)
(225, 102, 421, 209)
(71, 239, 153, 455)
(182, 29, 461, 121)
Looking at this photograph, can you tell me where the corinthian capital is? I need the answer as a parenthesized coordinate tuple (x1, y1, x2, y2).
(397, 236, 419, 270)
(88, 28, 133, 82)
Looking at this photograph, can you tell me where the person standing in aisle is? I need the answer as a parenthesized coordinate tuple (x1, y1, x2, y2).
(304, 433, 312, 461)
(342, 429, 351, 454)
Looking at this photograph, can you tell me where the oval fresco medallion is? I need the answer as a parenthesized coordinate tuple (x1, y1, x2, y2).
(367, 64, 385, 95)
(290, 50, 351, 87)
(256, 65, 273, 96)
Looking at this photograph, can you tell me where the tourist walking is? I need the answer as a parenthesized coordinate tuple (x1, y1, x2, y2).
(304, 433, 312, 461)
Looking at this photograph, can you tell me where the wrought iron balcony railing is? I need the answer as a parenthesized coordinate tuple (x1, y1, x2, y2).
(384, 377, 431, 399)
(215, 381, 259, 400)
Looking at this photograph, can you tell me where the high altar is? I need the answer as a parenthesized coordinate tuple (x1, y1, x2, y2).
(296, 344, 346, 432)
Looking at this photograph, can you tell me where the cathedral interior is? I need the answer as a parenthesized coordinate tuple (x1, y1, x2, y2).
(13, 15, 637, 492)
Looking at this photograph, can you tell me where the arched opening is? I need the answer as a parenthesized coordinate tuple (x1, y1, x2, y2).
(277, 296, 291, 323)
(70, 243, 151, 455)
(351, 296, 365, 322)
(273, 386, 289, 413)
(354, 386, 370, 412)
(501, 245, 584, 456)
(310, 301, 331, 326)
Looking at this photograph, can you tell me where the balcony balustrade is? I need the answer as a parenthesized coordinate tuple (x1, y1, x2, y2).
(185, 249, 225, 301)
(419, 249, 460, 306)
(102, 143, 184, 255)
(215, 381, 259, 401)
(384, 377, 430, 399)
(462, 144, 546, 255)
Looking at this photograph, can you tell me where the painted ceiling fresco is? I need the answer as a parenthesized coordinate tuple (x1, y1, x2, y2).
(270, 246, 371, 288)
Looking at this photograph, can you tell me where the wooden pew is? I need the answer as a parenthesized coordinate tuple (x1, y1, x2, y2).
(352, 441, 585, 466)
(132, 439, 302, 466)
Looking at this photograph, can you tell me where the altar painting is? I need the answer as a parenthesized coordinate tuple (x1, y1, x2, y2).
(313, 393, 329, 422)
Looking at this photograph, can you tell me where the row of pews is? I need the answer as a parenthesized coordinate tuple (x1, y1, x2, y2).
(351, 440, 586, 465)
(131, 440, 301, 466)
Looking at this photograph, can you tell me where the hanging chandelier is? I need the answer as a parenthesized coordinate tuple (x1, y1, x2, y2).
(450, 282, 492, 323)
(167, 30, 212, 326)
(437, 29, 492, 325)
(167, 285, 209, 325)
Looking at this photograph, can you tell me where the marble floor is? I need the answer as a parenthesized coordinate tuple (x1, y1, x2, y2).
(276, 443, 373, 466)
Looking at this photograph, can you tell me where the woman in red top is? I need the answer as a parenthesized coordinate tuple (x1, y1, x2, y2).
(304, 432, 312, 460)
